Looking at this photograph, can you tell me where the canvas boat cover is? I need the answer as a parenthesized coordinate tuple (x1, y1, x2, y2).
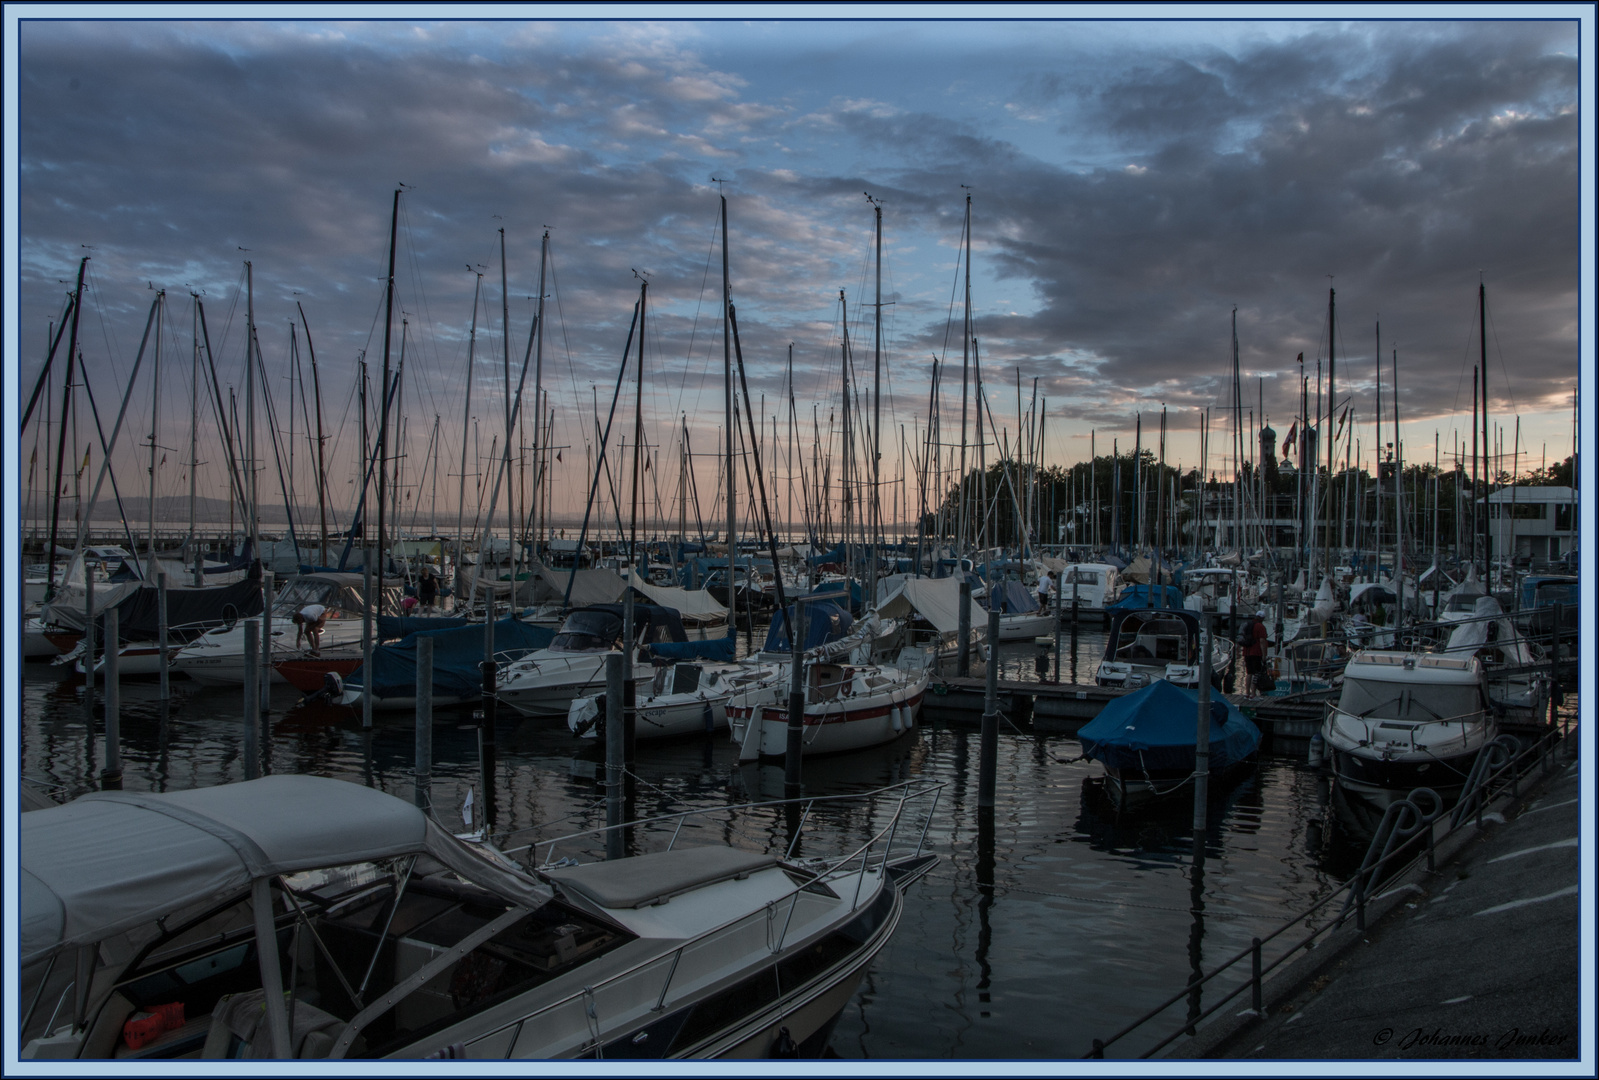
(1077, 679, 1260, 774)
(523, 566, 627, 607)
(20, 775, 551, 967)
(628, 581, 727, 623)
(1121, 555, 1152, 583)
(376, 614, 471, 640)
(875, 577, 983, 635)
(1444, 595, 1536, 665)
(344, 616, 555, 700)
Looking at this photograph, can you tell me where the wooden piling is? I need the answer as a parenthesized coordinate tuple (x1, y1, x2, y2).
(605, 651, 625, 860)
(415, 635, 433, 812)
(978, 606, 1001, 809)
(244, 619, 260, 780)
(101, 608, 122, 790)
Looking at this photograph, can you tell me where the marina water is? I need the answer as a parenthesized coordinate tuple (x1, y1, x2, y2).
(22, 628, 1519, 1059)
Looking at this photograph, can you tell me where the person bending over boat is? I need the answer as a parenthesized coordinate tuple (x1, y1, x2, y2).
(293, 604, 328, 654)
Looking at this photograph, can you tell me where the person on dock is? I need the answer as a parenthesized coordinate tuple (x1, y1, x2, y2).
(1037, 570, 1054, 610)
(293, 603, 328, 654)
(1241, 610, 1269, 696)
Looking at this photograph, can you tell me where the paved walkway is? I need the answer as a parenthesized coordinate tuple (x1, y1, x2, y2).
(1219, 755, 1581, 1061)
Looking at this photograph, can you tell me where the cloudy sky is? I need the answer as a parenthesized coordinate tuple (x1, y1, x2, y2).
(9, 9, 1588, 532)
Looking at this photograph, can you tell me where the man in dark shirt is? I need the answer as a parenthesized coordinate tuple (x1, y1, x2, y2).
(1242, 610, 1270, 695)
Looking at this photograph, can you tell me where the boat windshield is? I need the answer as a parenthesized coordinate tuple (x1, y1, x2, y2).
(1337, 677, 1481, 723)
(1446, 592, 1485, 613)
(552, 610, 623, 651)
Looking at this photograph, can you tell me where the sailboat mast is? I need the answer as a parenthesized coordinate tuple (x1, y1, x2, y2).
(869, 194, 882, 595)
(1479, 279, 1490, 573)
(455, 272, 481, 606)
(1322, 287, 1336, 576)
(722, 195, 736, 604)
(530, 230, 549, 558)
(245, 262, 259, 568)
(296, 302, 330, 567)
(376, 188, 400, 614)
(957, 193, 972, 555)
(189, 293, 201, 583)
(1375, 321, 1382, 579)
(631, 277, 646, 567)
(147, 290, 163, 570)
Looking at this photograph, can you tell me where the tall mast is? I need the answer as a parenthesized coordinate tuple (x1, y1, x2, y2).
(631, 275, 646, 568)
(1393, 347, 1404, 617)
(376, 187, 400, 614)
(499, 226, 513, 594)
(722, 195, 736, 604)
(868, 193, 883, 596)
(1375, 320, 1382, 579)
(246, 261, 259, 566)
(455, 270, 482, 606)
(957, 192, 972, 555)
(296, 302, 329, 567)
(530, 230, 550, 559)
(189, 293, 201, 584)
(1232, 307, 1242, 556)
(839, 291, 851, 578)
(46, 258, 88, 598)
(1479, 278, 1490, 573)
(146, 290, 163, 571)
(1322, 287, 1336, 576)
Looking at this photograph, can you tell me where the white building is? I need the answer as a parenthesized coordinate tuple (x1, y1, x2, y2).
(1487, 485, 1577, 560)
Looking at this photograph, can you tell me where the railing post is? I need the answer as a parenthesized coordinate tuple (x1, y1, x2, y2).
(415, 635, 433, 812)
(1251, 937, 1263, 1014)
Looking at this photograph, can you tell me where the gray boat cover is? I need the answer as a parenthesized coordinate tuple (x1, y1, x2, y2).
(20, 775, 550, 967)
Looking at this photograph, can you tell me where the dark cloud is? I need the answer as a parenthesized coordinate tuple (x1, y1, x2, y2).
(14, 19, 1580, 527)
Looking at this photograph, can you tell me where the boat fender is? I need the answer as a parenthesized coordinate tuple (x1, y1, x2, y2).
(770, 1027, 799, 1059)
(890, 705, 903, 733)
(1308, 732, 1326, 769)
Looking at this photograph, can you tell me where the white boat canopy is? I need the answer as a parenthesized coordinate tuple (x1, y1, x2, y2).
(627, 580, 727, 622)
(21, 775, 550, 968)
(876, 577, 983, 635)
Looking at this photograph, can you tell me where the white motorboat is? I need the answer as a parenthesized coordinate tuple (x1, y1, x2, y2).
(566, 661, 771, 741)
(1055, 562, 1121, 622)
(20, 774, 939, 1061)
(496, 604, 690, 720)
(1321, 651, 1493, 806)
(1095, 609, 1234, 690)
(170, 572, 396, 687)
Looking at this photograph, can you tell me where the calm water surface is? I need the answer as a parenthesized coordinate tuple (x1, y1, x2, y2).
(22, 628, 1398, 1060)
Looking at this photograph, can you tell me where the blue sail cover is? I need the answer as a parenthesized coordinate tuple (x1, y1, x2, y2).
(988, 579, 1041, 614)
(649, 633, 736, 662)
(1077, 680, 1260, 774)
(1109, 583, 1185, 610)
(344, 617, 555, 700)
(762, 600, 854, 652)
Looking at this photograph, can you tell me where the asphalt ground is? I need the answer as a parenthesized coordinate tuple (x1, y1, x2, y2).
(1197, 753, 1582, 1061)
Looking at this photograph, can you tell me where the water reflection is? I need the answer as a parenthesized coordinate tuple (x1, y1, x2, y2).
(21, 656, 1419, 1060)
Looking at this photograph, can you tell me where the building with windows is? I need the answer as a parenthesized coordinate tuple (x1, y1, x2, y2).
(1487, 486, 1577, 562)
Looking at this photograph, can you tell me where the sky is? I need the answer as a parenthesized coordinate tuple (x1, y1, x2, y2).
(7, 7, 1591, 535)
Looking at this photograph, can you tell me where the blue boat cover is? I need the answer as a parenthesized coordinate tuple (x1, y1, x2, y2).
(763, 600, 854, 652)
(1109, 583, 1185, 610)
(1077, 680, 1260, 774)
(345, 617, 555, 700)
(376, 614, 470, 640)
(649, 633, 736, 662)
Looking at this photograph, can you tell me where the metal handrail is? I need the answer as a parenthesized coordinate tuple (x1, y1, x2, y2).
(463, 785, 940, 1056)
(1088, 722, 1570, 1059)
